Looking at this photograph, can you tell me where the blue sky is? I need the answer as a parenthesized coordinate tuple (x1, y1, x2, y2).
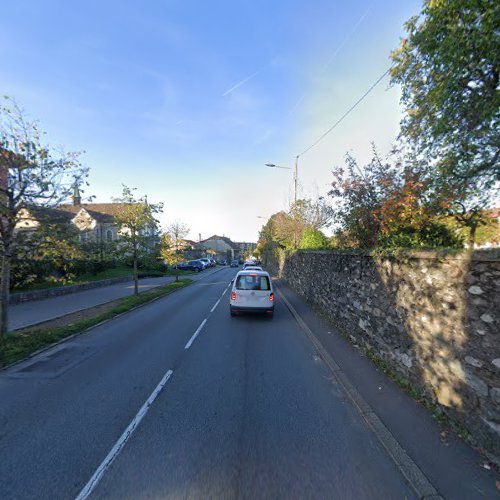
(1, 0, 422, 242)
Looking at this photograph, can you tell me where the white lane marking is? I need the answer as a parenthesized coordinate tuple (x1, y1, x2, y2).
(75, 369, 174, 500)
(210, 299, 221, 313)
(184, 319, 207, 349)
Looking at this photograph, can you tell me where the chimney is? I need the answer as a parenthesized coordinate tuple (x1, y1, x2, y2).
(72, 183, 81, 206)
(198, 233, 201, 242)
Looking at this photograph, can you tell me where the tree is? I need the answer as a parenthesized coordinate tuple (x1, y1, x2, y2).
(299, 227, 328, 249)
(161, 221, 189, 281)
(329, 146, 460, 248)
(112, 185, 163, 295)
(257, 197, 334, 263)
(390, 0, 499, 243)
(0, 97, 87, 337)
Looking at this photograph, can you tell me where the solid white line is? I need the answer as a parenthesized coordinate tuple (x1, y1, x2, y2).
(75, 369, 174, 500)
(184, 319, 207, 349)
(210, 299, 221, 313)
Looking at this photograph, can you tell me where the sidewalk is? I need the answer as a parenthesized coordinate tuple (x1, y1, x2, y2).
(276, 279, 499, 500)
(10, 268, 223, 331)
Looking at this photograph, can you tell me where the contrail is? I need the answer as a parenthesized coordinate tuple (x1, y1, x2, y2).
(222, 69, 260, 96)
(288, 0, 377, 116)
(319, 0, 375, 76)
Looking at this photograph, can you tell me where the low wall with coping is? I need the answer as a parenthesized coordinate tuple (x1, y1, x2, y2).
(10, 276, 133, 304)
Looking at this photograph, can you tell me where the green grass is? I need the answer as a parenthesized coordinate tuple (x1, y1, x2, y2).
(0, 278, 192, 368)
(12, 266, 191, 292)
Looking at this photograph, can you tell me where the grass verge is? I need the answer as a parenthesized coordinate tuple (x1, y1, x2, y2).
(0, 278, 192, 368)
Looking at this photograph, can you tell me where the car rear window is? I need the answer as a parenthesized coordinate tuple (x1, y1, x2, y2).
(235, 275, 270, 291)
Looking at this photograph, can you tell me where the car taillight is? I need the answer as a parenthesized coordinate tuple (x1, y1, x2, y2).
(269, 293, 274, 302)
(231, 292, 236, 301)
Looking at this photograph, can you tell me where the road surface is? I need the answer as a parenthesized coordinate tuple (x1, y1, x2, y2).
(0, 267, 497, 499)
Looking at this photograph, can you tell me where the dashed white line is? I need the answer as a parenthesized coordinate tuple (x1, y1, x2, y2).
(210, 299, 221, 313)
(75, 369, 174, 500)
(184, 319, 207, 349)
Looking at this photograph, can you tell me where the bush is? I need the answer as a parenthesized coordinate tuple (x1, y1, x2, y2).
(379, 221, 463, 249)
(299, 228, 329, 249)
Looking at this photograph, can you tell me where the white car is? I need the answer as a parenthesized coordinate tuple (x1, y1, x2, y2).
(243, 265, 263, 271)
(199, 258, 211, 269)
(230, 270, 274, 317)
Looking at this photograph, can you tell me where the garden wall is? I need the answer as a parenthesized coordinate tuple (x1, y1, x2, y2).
(267, 249, 500, 459)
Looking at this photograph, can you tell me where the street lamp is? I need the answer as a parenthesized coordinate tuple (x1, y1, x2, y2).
(265, 155, 299, 204)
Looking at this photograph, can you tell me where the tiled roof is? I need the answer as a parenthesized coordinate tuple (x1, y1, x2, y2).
(59, 203, 143, 218)
(25, 206, 75, 224)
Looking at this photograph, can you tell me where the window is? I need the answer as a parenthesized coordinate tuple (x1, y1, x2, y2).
(106, 230, 113, 242)
(235, 275, 270, 291)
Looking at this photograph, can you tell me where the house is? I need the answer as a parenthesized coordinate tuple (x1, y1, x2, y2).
(197, 235, 257, 262)
(198, 235, 240, 262)
(16, 186, 157, 249)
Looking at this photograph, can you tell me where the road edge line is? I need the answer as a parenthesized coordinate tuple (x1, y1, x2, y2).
(276, 284, 443, 500)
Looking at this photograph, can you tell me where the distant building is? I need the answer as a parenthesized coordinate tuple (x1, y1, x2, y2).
(199, 235, 239, 261)
(235, 241, 257, 258)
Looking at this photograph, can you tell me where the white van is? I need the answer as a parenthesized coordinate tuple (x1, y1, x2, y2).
(229, 270, 274, 317)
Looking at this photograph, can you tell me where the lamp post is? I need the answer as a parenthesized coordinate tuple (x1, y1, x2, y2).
(265, 155, 299, 205)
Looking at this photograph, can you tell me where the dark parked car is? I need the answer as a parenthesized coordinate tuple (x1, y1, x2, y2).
(186, 260, 204, 272)
(230, 260, 239, 268)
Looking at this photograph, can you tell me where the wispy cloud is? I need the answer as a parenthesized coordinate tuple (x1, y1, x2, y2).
(222, 69, 260, 97)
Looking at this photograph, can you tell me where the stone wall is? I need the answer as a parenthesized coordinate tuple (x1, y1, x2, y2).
(268, 249, 500, 459)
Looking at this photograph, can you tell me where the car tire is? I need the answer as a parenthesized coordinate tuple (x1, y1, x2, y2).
(267, 311, 274, 319)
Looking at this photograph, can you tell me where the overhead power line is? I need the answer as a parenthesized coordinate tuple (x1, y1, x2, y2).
(297, 67, 391, 157)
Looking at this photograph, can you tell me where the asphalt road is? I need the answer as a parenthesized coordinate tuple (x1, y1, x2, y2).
(0, 267, 497, 499)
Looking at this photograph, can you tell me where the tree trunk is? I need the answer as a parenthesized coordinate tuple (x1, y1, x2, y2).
(0, 253, 11, 338)
(468, 223, 477, 250)
(133, 247, 139, 295)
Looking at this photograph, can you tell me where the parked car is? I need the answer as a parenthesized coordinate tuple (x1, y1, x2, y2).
(175, 262, 190, 271)
(198, 258, 210, 269)
(209, 258, 217, 267)
(230, 260, 239, 268)
(218, 260, 227, 265)
(229, 270, 274, 317)
(186, 260, 204, 272)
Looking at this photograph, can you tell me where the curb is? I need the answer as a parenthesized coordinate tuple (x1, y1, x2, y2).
(276, 283, 443, 500)
(1, 281, 193, 373)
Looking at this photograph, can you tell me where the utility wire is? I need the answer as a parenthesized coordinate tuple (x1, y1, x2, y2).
(297, 67, 391, 157)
